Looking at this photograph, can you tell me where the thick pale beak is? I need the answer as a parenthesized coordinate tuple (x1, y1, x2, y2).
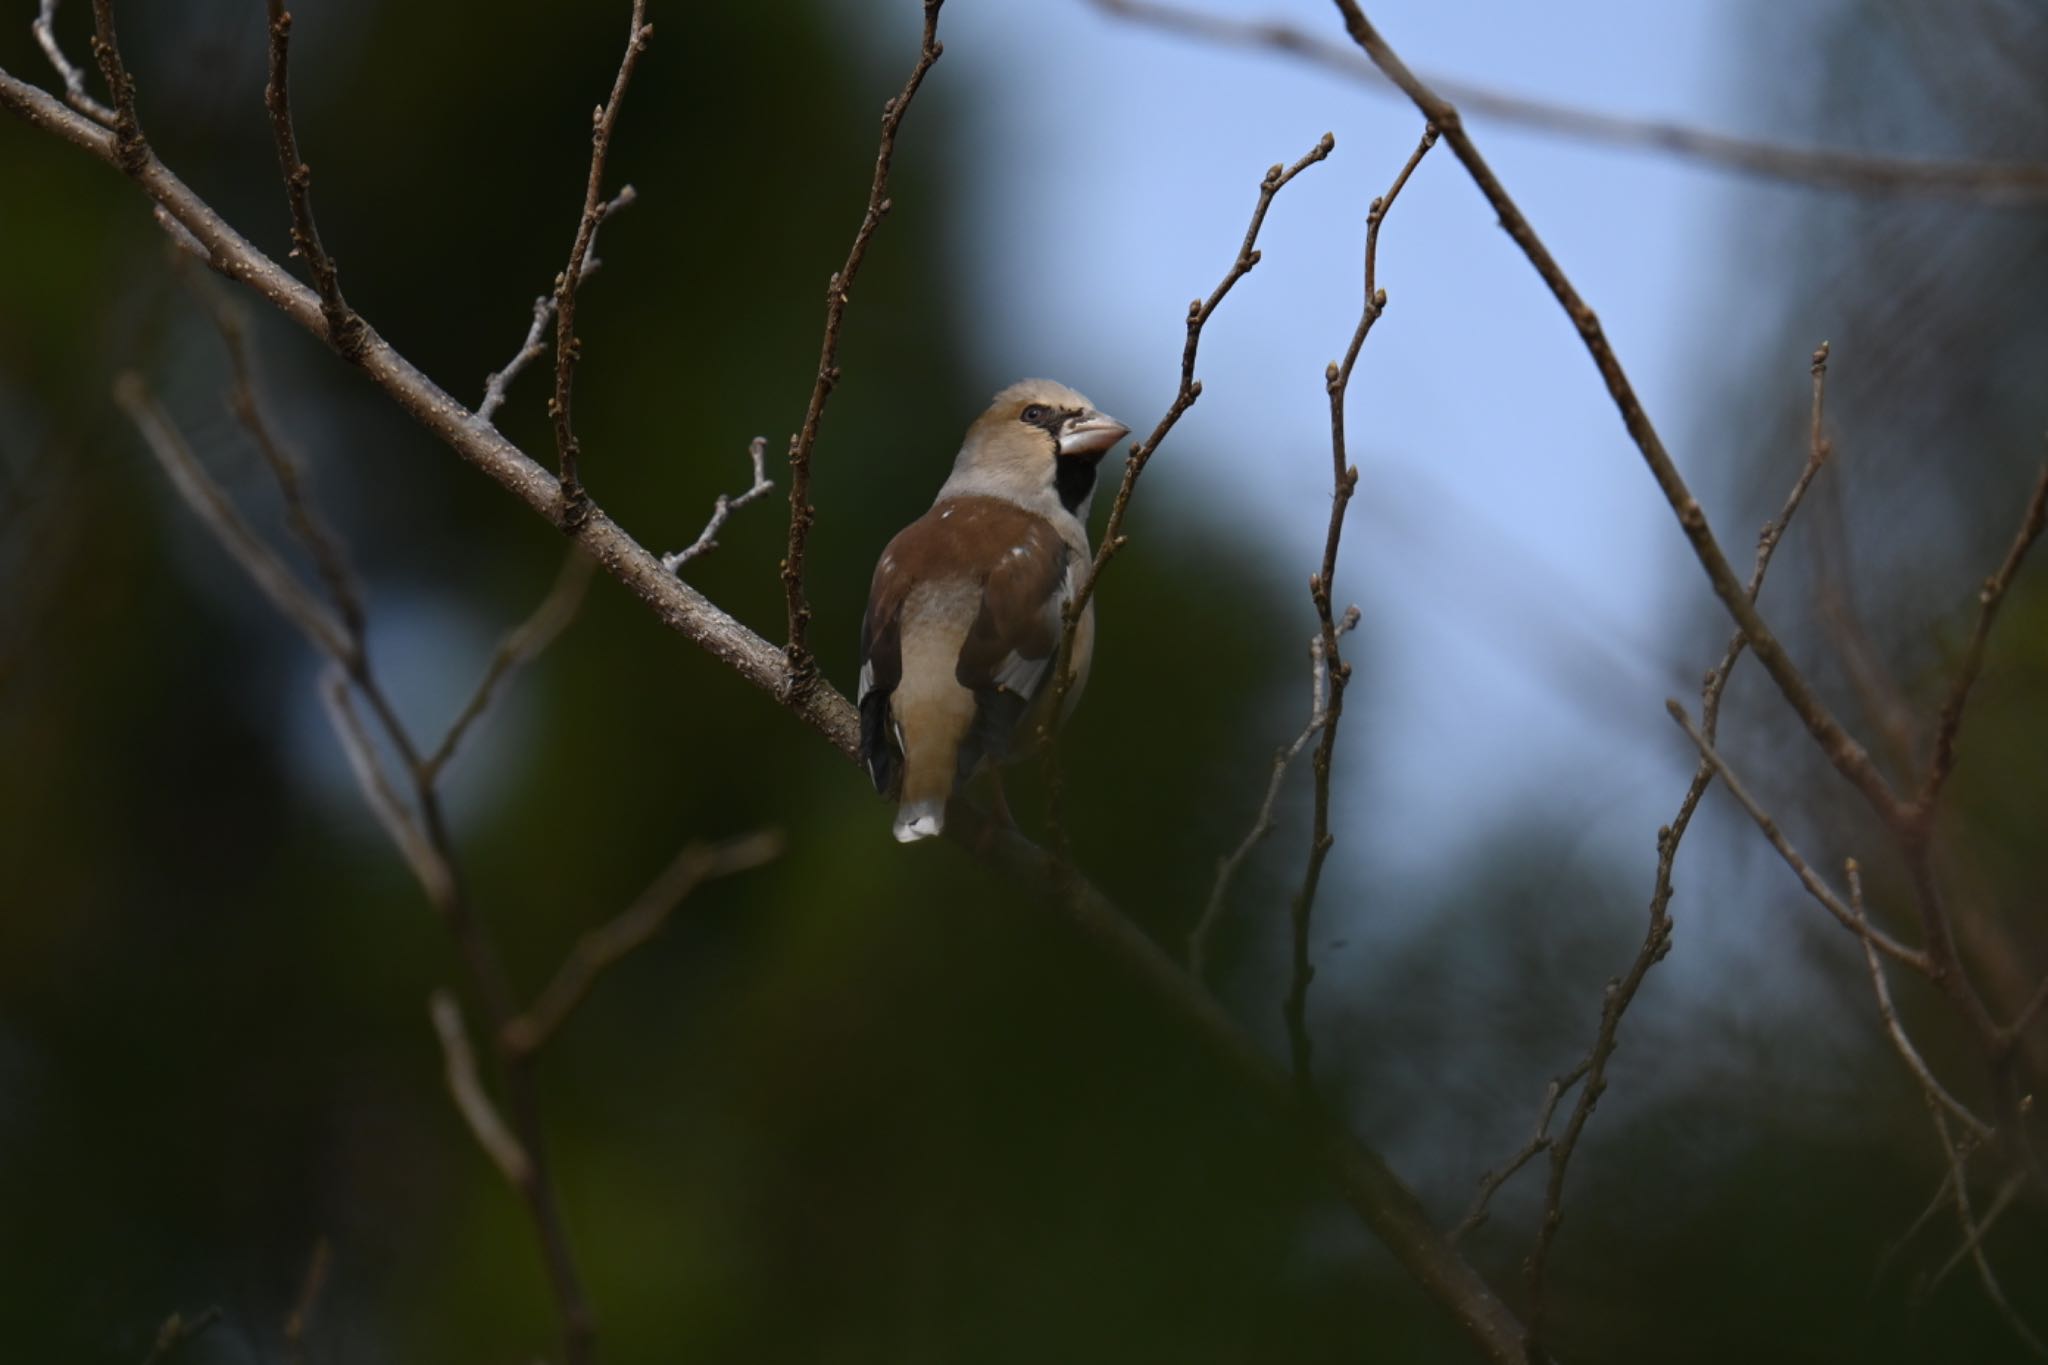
(1057, 410, 1130, 458)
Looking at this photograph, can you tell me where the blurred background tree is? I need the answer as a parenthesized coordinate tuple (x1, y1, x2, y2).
(2, 0, 2045, 1362)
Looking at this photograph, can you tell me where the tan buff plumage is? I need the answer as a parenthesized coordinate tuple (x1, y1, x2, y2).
(858, 380, 1127, 842)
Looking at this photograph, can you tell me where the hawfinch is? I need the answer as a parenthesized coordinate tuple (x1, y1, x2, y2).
(858, 379, 1130, 842)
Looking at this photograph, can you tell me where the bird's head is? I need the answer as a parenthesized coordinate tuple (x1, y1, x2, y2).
(946, 378, 1129, 516)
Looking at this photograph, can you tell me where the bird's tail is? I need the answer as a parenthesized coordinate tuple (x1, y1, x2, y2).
(892, 797, 946, 843)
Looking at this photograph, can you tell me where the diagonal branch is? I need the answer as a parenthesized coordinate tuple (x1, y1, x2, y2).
(33, 0, 114, 125)
(1039, 130, 1335, 851)
(781, 0, 945, 691)
(420, 548, 597, 783)
(551, 2, 652, 522)
(1191, 609, 1357, 981)
(1469, 341, 1839, 1275)
(1090, 0, 2048, 204)
(480, 185, 636, 426)
(263, 0, 364, 361)
(1917, 458, 2048, 818)
(505, 831, 786, 1056)
(85, 0, 142, 172)
(662, 435, 777, 573)
(1326, 0, 1907, 834)
(1285, 123, 1435, 1096)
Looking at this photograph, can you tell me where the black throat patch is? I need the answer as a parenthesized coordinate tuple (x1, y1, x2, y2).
(1054, 452, 1101, 515)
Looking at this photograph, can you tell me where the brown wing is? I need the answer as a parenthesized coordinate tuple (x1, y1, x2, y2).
(857, 497, 1073, 793)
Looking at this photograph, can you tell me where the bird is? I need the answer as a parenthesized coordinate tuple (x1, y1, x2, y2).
(857, 379, 1130, 842)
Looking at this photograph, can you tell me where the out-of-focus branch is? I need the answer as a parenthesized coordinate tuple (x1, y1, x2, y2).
(421, 547, 596, 783)
(479, 185, 636, 426)
(1040, 130, 1335, 848)
(1191, 610, 1357, 982)
(430, 990, 534, 1188)
(281, 1236, 330, 1365)
(662, 435, 776, 573)
(262, 0, 363, 361)
(1667, 702, 1925, 969)
(1917, 459, 2048, 817)
(551, 2, 652, 522)
(1089, 0, 2048, 205)
(1846, 861, 1993, 1140)
(506, 831, 786, 1056)
(1930, 1110, 2048, 1357)
(1326, 0, 1908, 835)
(1286, 123, 1434, 1095)
(140, 1307, 222, 1365)
(33, 0, 113, 124)
(1466, 342, 1835, 1298)
(111, 373, 352, 662)
(781, 0, 945, 691)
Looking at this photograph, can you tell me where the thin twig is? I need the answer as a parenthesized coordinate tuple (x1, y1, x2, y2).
(420, 548, 597, 782)
(33, 0, 115, 125)
(1190, 610, 1356, 981)
(429, 989, 534, 1188)
(552, 1, 653, 524)
(662, 436, 776, 573)
(506, 831, 786, 1056)
(263, 0, 363, 361)
(1917, 458, 2048, 817)
(1667, 701, 1926, 970)
(478, 186, 636, 425)
(1928, 1170, 2028, 1295)
(781, 0, 945, 691)
(1327, 0, 1907, 835)
(1089, 0, 2048, 204)
(1501, 342, 1837, 1282)
(1285, 123, 1434, 1097)
(200, 278, 368, 642)
(1038, 130, 1336, 852)
(1452, 1061, 1585, 1242)
(318, 670, 455, 905)
(140, 1308, 222, 1365)
(85, 0, 143, 172)
(281, 1236, 331, 1365)
(1931, 1109, 2048, 1358)
(112, 373, 351, 661)
(1847, 860, 1994, 1141)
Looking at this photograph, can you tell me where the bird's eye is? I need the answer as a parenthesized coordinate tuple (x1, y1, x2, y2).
(1020, 404, 1047, 424)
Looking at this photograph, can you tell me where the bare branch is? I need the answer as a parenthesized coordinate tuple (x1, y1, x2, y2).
(429, 989, 534, 1189)
(33, 0, 115, 124)
(1039, 130, 1336, 852)
(478, 185, 636, 425)
(1326, 0, 1907, 833)
(1928, 1169, 2028, 1295)
(1090, 0, 2048, 204)
(1931, 1110, 2048, 1358)
(1667, 701, 1926, 970)
(506, 831, 786, 1056)
(281, 1237, 331, 1365)
(140, 1307, 222, 1365)
(318, 671, 455, 906)
(662, 435, 776, 573)
(1847, 860, 1994, 1141)
(199, 279, 368, 641)
(1191, 609, 1357, 981)
(1503, 342, 1838, 1281)
(1917, 458, 2048, 816)
(1452, 1061, 1584, 1242)
(420, 548, 597, 783)
(552, 3, 651, 521)
(263, 1, 363, 361)
(85, 0, 142, 172)
(781, 0, 946, 689)
(1286, 123, 1435, 1095)
(112, 372, 352, 662)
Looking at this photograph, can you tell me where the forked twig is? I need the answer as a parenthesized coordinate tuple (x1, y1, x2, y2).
(662, 436, 776, 573)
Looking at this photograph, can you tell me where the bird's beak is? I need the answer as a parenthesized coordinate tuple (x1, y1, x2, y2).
(1057, 410, 1130, 458)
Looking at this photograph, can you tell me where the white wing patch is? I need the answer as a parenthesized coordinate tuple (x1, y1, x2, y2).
(857, 658, 875, 702)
